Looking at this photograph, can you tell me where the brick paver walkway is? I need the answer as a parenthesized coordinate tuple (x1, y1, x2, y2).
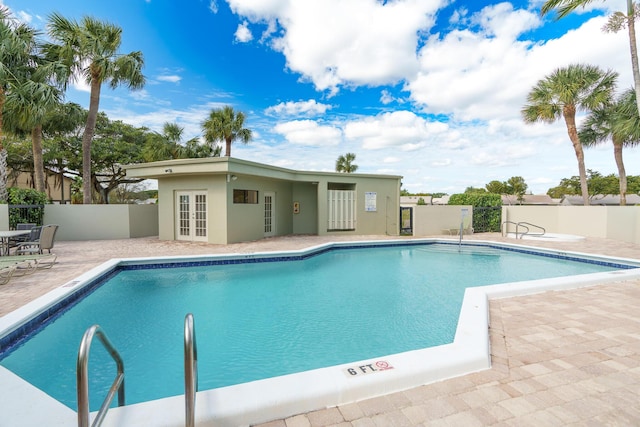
(1, 234, 640, 426)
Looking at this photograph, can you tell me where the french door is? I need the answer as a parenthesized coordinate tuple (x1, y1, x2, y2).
(264, 192, 275, 237)
(176, 191, 208, 242)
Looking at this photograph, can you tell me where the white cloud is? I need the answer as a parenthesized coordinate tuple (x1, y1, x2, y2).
(157, 75, 182, 83)
(344, 110, 448, 150)
(209, 0, 219, 13)
(72, 79, 91, 93)
(265, 99, 331, 116)
(471, 2, 541, 39)
(273, 120, 342, 146)
(17, 10, 32, 23)
(228, 0, 444, 93)
(235, 21, 253, 43)
(407, 11, 628, 123)
(130, 89, 151, 101)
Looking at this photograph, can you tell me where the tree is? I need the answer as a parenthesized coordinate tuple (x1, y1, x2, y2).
(579, 88, 640, 205)
(485, 180, 507, 194)
(42, 102, 86, 203)
(90, 114, 147, 203)
(522, 63, 617, 205)
(464, 186, 487, 194)
(0, 7, 42, 201)
(3, 44, 61, 193)
(143, 122, 220, 162)
(201, 106, 252, 157)
(546, 170, 638, 198)
(44, 13, 145, 204)
(541, 0, 640, 116)
(335, 152, 358, 173)
(506, 176, 528, 200)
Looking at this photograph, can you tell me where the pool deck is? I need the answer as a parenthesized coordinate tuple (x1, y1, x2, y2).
(2, 233, 640, 426)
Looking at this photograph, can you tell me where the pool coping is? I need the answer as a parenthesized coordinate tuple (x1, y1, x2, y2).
(2, 238, 640, 426)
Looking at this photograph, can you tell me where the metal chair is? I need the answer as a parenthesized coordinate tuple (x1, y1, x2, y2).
(15, 224, 58, 255)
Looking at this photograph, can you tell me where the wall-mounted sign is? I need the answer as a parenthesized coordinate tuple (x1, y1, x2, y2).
(365, 192, 377, 212)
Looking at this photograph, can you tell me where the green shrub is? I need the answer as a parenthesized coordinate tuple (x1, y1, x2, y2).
(6, 188, 49, 229)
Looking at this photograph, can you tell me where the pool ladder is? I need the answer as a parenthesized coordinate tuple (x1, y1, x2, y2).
(501, 221, 545, 239)
(76, 314, 199, 427)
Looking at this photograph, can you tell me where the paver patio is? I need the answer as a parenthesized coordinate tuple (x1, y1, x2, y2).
(1, 233, 639, 426)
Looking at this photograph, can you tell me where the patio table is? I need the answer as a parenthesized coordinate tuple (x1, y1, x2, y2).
(0, 230, 31, 256)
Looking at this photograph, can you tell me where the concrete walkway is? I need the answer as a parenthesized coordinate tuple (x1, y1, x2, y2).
(2, 234, 640, 426)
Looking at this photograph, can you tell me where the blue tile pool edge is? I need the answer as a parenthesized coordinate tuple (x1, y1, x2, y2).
(2, 238, 638, 361)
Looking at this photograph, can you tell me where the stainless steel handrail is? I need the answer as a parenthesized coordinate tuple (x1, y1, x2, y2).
(502, 220, 546, 239)
(185, 313, 198, 427)
(77, 325, 125, 427)
(514, 222, 530, 239)
(517, 221, 545, 237)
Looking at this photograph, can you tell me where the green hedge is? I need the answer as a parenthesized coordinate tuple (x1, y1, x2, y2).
(6, 188, 49, 229)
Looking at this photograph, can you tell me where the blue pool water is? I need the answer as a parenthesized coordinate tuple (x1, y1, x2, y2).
(0, 243, 631, 410)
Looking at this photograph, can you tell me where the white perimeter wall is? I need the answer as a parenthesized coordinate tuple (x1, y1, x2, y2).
(42, 204, 158, 240)
(409, 205, 473, 236)
(502, 205, 640, 244)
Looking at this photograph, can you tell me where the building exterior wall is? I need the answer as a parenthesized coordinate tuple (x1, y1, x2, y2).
(9, 171, 73, 204)
(126, 158, 402, 244)
(315, 176, 401, 237)
(156, 175, 227, 244)
(292, 182, 318, 235)
(226, 176, 294, 244)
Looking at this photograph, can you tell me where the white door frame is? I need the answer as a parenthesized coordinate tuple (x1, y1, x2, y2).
(264, 192, 275, 237)
(175, 191, 208, 242)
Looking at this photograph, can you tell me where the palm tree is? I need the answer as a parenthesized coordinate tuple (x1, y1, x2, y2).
(143, 123, 194, 161)
(522, 63, 617, 206)
(4, 81, 60, 193)
(144, 122, 221, 161)
(44, 13, 145, 204)
(0, 7, 41, 201)
(541, 0, 640, 116)
(579, 88, 640, 205)
(202, 106, 252, 157)
(336, 153, 358, 173)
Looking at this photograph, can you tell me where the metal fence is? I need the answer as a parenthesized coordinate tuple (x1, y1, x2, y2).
(472, 206, 502, 233)
(8, 204, 45, 229)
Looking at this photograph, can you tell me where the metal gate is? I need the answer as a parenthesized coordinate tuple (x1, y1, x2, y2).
(400, 206, 413, 235)
(472, 206, 502, 232)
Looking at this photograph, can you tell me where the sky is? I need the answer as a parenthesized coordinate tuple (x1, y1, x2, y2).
(4, 0, 637, 194)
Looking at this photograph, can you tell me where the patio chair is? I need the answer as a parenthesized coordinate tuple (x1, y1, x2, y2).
(10, 223, 39, 248)
(15, 224, 58, 255)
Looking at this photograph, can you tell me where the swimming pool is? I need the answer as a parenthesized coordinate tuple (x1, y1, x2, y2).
(1, 239, 640, 426)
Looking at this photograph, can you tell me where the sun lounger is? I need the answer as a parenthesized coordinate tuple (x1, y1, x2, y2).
(0, 254, 57, 285)
(0, 262, 16, 285)
(2, 254, 57, 271)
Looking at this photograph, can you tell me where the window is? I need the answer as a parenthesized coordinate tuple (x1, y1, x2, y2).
(233, 189, 259, 204)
